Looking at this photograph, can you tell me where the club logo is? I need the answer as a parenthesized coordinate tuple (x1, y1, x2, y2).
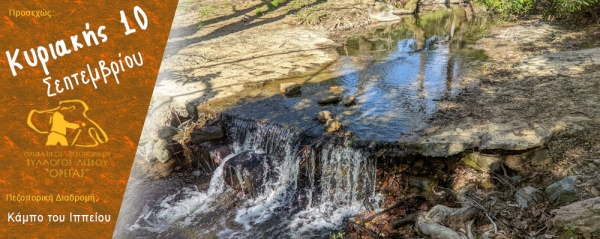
(27, 100, 108, 147)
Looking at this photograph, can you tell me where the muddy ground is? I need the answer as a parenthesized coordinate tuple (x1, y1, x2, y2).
(122, 0, 600, 238)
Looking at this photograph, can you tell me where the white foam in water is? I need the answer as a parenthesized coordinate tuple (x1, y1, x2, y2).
(130, 152, 237, 232)
(234, 138, 300, 231)
(132, 119, 379, 238)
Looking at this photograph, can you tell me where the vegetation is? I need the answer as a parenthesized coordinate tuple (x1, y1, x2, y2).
(478, 0, 600, 20)
(479, 0, 536, 16)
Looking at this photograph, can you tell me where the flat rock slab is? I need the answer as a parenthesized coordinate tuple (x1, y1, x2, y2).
(418, 122, 551, 157)
(552, 196, 600, 237)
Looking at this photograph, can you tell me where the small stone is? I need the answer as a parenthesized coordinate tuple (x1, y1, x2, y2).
(515, 186, 542, 209)
(325, 119, 341, 132)
(545, 176, 579, 206)
(589, 163, 597, 168)
(329, 86, 342, 93)
(408, 177, 437, 192)
(594, 159, 600, 166)
(344, 95, 357, 107)
(530, 149, 553, 166)
(152, 139, 173, 163)
(461, 152, 502, 172)
(318, 111, 333, 123)
(318, 95, 342, 105)
(481, 177, 495, 189)
(143, 141, 156, 162)
(504, 154, 526, 172)
(591, 187, 600, 197)
(280, 82, 301, 97)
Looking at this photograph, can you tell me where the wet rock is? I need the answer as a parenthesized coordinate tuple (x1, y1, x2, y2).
(151, 139, 173, 163)
(318, 95, 342, 105)
(157, 126, 178, 139)
(552, 197, 600, 238)
(545, 176, 579, 206)
(344, 95, 357, 107)
(223, 150, 275, 198)
(280, 82, 301, 97)
(318, 111, 333, 123)
(530, 149, 553, 166)
(325, 119, 341, 132)
(515, 186, 543, 209)
(460, 152, 502, 172)
(191, 126, 225, 144)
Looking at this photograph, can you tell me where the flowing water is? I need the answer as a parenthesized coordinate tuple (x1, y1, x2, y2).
(130, 118, 378, 238)
(119, 8, 489, 239)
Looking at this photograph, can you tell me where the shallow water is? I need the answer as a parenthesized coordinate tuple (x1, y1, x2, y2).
(305, 11, 488, 141)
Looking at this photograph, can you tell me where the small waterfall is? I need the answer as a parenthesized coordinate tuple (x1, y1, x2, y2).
(131, 118, 380, 238)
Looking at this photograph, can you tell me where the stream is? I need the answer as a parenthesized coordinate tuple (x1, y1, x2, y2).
(115, 7, 490, 239)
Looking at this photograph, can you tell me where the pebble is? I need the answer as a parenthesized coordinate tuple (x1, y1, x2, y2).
(591, 187, 600, 197)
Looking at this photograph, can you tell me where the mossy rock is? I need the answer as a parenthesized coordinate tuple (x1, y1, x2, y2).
(460, 152, 502, 172)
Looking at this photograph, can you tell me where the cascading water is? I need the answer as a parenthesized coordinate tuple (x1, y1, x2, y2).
(130, 118, 380, 238)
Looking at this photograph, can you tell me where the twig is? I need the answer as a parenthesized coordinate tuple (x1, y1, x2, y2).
(486, 212, 498, 234)
(467, 220, 475, 239)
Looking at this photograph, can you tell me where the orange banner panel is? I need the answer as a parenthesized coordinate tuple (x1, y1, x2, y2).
(0, 1, 179, 238)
